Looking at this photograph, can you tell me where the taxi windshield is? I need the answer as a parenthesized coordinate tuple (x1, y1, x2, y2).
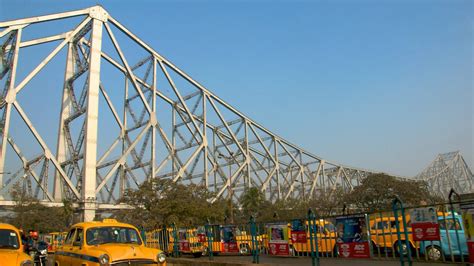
(86, 227, 142, 245)
(0, 229, 20, 249)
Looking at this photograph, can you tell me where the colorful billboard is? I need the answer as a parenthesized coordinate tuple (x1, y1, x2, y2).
(335, 214, 370, 258)
(410, 207, 440, 241)
(267, 223, 290, 256)
(290, 219, 307, 244)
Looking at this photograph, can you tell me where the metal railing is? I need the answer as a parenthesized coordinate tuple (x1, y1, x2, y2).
(144, 199, 471, 265)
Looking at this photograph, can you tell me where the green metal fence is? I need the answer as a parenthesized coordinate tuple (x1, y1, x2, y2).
(144, 199, 471, 265)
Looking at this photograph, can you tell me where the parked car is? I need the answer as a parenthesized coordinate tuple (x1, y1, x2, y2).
(420, 213, 468, 261)
(0, 223, 33, 266)
(54, 219, 166, 266)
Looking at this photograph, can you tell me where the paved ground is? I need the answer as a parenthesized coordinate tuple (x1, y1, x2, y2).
(186, 254, 452, 265)
(46, 253, 460, 266)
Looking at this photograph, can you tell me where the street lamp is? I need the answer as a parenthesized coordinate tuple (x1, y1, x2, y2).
(218, 152, 234, 223)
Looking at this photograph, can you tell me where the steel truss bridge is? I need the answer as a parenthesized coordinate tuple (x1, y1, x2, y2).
(0, 6, 470, 221)
(416, 151, 473, 199)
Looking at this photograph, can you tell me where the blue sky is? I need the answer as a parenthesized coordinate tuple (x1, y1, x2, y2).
(0, 0, 472, 177)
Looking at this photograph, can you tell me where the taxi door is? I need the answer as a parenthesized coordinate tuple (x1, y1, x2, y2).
(70, 227, 84, 266)
(56, 228, 76, 266)
(317, 224, 333, 253)
(371, 219, 390, 249)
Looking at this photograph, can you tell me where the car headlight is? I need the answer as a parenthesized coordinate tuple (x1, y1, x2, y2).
(157, 252, 166, 263)
(99, 254, 110, 266)
(20, 260, 33, 266)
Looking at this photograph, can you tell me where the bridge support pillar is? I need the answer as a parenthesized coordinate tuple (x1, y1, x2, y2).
(82, 10, 105, 221)
(53, 43, 75, 201)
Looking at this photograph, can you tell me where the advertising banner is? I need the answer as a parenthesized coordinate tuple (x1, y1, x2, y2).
(267, 223, 290, 256)
(290, 219, 307, 244)
(410, 207, 440, 241)
(177, 229, 190, 252)
(461, 198, 474, 263)
(197, 233, 206, 243)
(197, 227, 206, 242)
(221, 225, 239, 253)
(178, 241, 190, 252)
(335, 214, 370, 258)
(223, 242, 239, 253)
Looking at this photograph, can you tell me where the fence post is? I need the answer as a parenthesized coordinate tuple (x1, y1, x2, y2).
(308, 208, 320, 266)
(392, 197, 412, 266)
(205, 218, 213, 261)
(250, 216, 260, 264)
(172, 223, 179, 257)
(139, 226, 147, 245)
(449, 188, 464, 264)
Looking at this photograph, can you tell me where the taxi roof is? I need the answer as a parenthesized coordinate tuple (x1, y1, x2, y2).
(71, 219, 138, 230)
(0, 223, 21, 232)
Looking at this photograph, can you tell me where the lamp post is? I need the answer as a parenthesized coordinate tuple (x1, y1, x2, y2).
(218, 152, 234, 223)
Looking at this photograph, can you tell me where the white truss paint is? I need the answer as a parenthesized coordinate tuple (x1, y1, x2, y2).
(416, 151, 474, 199)
(0, 6, 416, 220)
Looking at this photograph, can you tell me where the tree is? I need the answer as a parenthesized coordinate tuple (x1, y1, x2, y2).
(8, 182, 72, 233)
(343, 173, 441, 212)
(308, 185, 347, 216)
(116, 179, 226, 230)
(238, 187, 269, 220)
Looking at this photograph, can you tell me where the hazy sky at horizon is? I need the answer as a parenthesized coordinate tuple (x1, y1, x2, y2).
(0, 0, 472, 177)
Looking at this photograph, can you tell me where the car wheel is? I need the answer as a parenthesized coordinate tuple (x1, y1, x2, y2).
(426, 246, 442, 261)
(239, 244, 250, 255)
(201, 247, 208, 256)
(395, 241, 413, 257)
(193, 252, 203, 258)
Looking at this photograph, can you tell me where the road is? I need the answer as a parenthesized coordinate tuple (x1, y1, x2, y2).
(183, 254, 447, 265)
(46, 253, 449, 266)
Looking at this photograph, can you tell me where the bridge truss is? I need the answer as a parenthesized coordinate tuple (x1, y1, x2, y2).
(0, 6, 378, 220)
(417, 151, 473, 199)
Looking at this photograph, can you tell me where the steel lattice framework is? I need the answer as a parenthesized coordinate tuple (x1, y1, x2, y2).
(0, 6, 380, 221)
(417, 151, 474, 199)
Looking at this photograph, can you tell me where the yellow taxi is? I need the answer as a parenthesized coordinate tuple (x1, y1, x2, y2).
(291, 219, 337, 254)
(54, 219, 166, 266)
(369, 214, 415, 254)
(263, 219, 337, 256)
(0, 223, 33, 265)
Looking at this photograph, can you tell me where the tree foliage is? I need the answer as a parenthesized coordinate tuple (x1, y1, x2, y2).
(115, 179, 226, 230)
(7, 183, 72, 233)
(5, 173, 444, 233)
(238, 187, 269, 220)
(344, 173, 441, 212)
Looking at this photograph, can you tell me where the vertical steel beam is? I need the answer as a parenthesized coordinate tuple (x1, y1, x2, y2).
(0, 29, 22, 196)
(203, 92, 208, 188)
(274, 137, 281, 200)
(120, 76, 128, 196)
(81, 12, 104, 221)
(172, 106, 176, 180)
(151, 58, 157, 179)
(53, 42, 75, 201)
(212, 128, 217, 192)
(245, 121, 250, 189)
